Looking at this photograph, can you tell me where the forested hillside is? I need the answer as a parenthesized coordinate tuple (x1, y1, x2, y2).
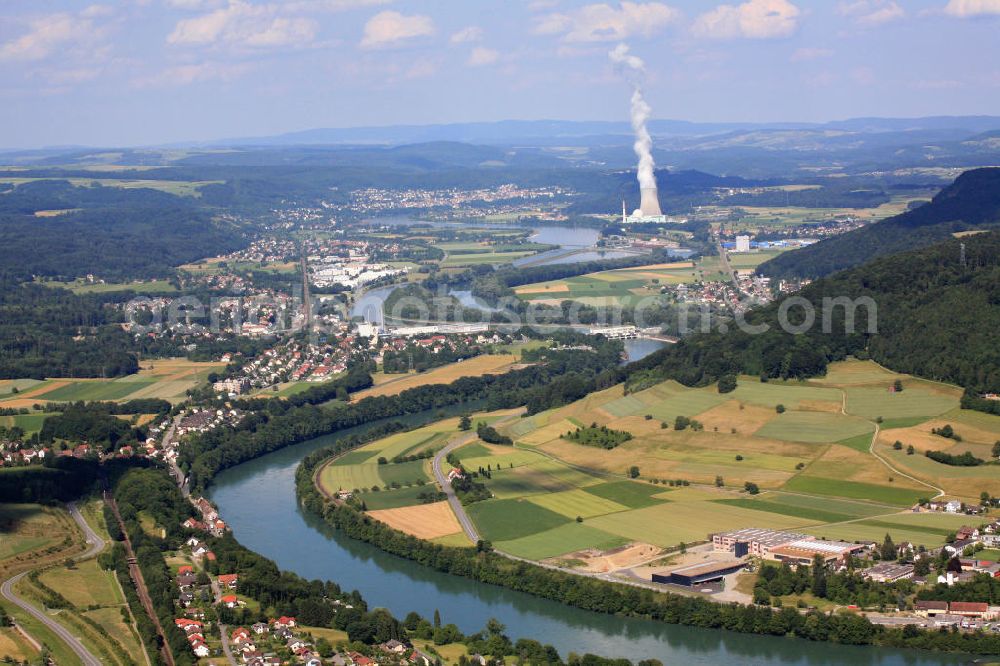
(630, 231, 1000, 398)
(0, 279, 140, 378)
(759, 168, 1000, 279)
(0, 180, 247, 281)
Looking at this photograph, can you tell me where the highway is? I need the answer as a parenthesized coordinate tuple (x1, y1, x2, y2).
(0, 503, 105, 666)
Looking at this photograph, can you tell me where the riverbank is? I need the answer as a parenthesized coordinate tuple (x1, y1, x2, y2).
(294, 443, 994, 659)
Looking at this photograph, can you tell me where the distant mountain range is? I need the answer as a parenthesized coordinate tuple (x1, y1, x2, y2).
(3, 115, 1000, 179)
(759, 167, 1000, 279)
(206, 116, 1000, 147)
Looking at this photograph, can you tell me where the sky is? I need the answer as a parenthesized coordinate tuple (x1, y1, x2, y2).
(2, 0, 1000, 149)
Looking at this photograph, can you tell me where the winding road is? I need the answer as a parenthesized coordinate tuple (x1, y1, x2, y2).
(0, 503, 105, 666)
(432, 430, 484, 543)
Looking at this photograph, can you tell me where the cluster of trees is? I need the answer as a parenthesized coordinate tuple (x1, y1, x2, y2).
(182, 338, 624, 490)
(625, 231, 1000, 407)
(563, 423, 633, 450)
(753, 556, 913, 610)
(931, 424, 962, 441)
(382, 340, 486, 374)
(0, 279, 141, 379)
(0, 456, 100, 502)
(39, 402, 145, 452)
(296, 468, 1000, 654)
(106, 468, 199, 664)
(760, 168, 1000, 279)
(925, 450, 984, 467)
(476, 422, 512, 445)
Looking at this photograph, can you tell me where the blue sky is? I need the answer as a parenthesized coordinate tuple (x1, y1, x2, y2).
(2, 0, 1000, 148)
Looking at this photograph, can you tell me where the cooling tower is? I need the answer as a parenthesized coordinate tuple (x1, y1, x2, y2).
(639, 187, 662, 217)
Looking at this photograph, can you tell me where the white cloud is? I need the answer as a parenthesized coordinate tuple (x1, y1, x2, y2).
(167, 1, 317, 48)
(533, 2, 680, 43)
(166, 0, 226, 9)
(467, 46, 499, 66)
(360, 10, 435, 48)
(790, 46, 833, 61)
(0, 9, 110, 62)
(943, 0, 1000, 16)
(136, 61, 251, 87)
(837, 1, 905, 26)
(692, 0, 800, 39)
(450, 26, 483, 44)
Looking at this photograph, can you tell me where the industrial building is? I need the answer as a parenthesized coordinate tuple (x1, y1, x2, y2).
(651, 560, 747, 587)
(735, 235, 751, 253)
(712, 528, 867, 565)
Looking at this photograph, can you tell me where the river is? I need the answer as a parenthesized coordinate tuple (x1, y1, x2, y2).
(209, 429, 963, 665)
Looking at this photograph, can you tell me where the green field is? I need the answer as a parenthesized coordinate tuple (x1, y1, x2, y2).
(0, 413, 54, 435)
(782, 476, 927, 506)
(361, 485, 441, 511)
(729, 380, 842, 409)
(467, 499, 570, 542)
(440, 250, 537, 267)
(496, 523, 628, 560)
(38, 278, 177, 294)
(804, 512, 974, 547)
(527, 488, 630, 519)
(377, 459, 432, 486)
(845, 385, 960, 421)
(582, 481, 667, 509)
(585, 498, 819, 548)
(754, 411, 873, 443)
(40, 378, 159, 402)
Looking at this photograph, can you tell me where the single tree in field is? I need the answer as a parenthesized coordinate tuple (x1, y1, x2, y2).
(459, 414, 472, 431)
(893, 379, 903, 392)
(715, 475, 724, 488)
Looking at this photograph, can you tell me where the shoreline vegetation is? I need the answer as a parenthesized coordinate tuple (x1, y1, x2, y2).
(295, 446, 999, 656)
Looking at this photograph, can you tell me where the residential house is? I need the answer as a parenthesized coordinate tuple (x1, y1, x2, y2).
(231, 627, 252, 644)
(218, 573, 239, 589)
(221, 594, 240, 608)
(251, 622, 269, 635)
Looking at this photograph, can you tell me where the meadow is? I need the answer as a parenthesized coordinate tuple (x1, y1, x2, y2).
(313, 358, 999, 564)
(0, 358, 225, 409)
(0, 499, 146, 665)
(351, 354, 519, 400)
(512, 260, 712, 307)
(315, 421, 456, 495)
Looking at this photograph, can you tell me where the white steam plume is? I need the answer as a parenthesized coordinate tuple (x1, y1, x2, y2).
(609, 43, 656, 190)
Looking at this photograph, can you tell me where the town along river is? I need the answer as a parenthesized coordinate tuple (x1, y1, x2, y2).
(209, 417, 964, 665)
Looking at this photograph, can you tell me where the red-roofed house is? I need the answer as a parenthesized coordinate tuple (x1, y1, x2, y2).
(231, 627, 251, 644)
(218, 573, 239, 589)
(272, 616, 296, 629)
(221, 594, 239, 608)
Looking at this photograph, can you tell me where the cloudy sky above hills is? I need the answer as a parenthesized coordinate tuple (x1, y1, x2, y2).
(2, 0, 1000, 148)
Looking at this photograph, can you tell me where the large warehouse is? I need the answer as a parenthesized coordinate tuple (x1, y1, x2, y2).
(652, 560, 747, 587)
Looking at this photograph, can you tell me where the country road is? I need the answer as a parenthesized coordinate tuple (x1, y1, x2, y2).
(432, 431, 483, 543)
(0, 502, 105, 666)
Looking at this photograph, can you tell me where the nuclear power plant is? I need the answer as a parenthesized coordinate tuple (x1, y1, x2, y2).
(622, 183, 672, 224)
(609, 43, 672, 225)
(639, 187, 662, 217)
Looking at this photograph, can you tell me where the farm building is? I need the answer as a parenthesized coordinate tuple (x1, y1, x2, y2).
(652, 560, 747, 587)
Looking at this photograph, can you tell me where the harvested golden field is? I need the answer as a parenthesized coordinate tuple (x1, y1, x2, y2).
(694, 400, 777, 434)
(368, 501, 462, 539)
(354, 355, 517, 400)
